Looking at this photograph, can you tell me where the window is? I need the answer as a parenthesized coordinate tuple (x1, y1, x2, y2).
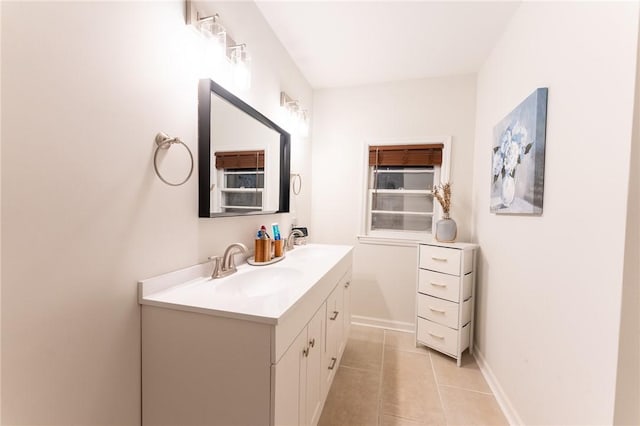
(214, 150, 264, 214)
(362, 142, 448, 242)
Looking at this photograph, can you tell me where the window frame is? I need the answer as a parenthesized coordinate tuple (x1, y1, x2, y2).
(217, 168, 265, 213)
(358, 137, 451, 246)
(211, 146, 276, 214)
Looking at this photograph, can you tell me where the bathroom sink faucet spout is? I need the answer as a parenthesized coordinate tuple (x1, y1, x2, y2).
(211, 243, 248, 279)
(286, 230, 304, 251)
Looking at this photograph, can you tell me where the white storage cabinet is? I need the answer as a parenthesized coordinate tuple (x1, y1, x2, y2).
(416, 242, 477, 366)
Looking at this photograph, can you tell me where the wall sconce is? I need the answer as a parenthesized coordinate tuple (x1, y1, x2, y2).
(280, 91, 309, 137)
(198, 14, 226, 62)
(228, 43, 251, 90)
(186, 0, 251, 90)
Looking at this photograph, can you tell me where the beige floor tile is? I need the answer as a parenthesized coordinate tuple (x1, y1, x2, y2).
(341, 327, 384, 371)
(384, 348, 434, 380)
(351, 324, 385, 343)
(318, 366, 381, 426)
(382, 349, 445, 422)
(384, 330, 431, 355)
(381, 414, 443, 426)
(439, 386, 509, 426)
(430, 351, 491, 393)
(320, 326, 508, 426)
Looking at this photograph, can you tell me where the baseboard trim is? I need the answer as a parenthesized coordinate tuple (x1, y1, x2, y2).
(473, 345, 524, 426)
(351, 315, 414, 333)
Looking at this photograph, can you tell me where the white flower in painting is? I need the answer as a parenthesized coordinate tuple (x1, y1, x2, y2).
(512, 122, 527, 144)
(512, 122, 530, 156)
(503, 141, 520, 174)
(499, 127, 512, 156)
(492, 151, 503, 176)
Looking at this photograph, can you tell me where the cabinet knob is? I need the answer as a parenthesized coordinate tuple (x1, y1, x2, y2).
(344, 281, 351, 288)
(303, 347, 309, 357)
(309, 338, 315, 348)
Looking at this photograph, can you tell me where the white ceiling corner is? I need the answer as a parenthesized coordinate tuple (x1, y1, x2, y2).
(255, 1, 521, 89)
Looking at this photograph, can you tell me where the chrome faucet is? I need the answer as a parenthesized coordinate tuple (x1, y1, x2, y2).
(209, 243, 248, 279)
(285, 229, 304, 251)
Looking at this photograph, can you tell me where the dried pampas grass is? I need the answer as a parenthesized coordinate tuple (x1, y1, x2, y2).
(433, 182, 452, 215)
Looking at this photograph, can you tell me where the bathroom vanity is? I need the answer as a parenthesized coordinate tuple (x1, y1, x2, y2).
(139, 244, 353, 426)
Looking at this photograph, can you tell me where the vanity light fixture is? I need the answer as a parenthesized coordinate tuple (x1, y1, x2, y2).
(280, 91, 309, 137)
(186, 0, 251, 91)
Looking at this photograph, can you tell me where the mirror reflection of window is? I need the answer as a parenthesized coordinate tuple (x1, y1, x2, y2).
(214, 150, 265, 214)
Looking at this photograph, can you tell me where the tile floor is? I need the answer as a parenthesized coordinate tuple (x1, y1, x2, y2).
(318, 325, 508, 426)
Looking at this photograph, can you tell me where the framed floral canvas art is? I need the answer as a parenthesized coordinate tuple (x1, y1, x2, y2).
(490, 88, 548, 215)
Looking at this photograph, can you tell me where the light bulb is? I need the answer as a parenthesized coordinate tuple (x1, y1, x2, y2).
(231, 46, 251, 90)
(198, 16, 227, 80)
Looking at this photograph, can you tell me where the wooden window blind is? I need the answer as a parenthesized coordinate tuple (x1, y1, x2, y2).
(368, 144, 443, 167)
(215, 150, 264, 169)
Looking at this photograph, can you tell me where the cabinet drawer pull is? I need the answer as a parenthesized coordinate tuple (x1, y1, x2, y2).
(303, 347, 309, 357)
(344, 281, 351, 289)
(309, 338, 315, 348)
(330, 311, 339, 321)
(431, 256, 448, 262)
(430, 282, 447, 288)
(429, 307, 446, 314)
(428, 332, 445, 340)
(328, 357, 337, 370)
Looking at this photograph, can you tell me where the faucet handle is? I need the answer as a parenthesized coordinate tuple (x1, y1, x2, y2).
(208, 256, 222, 278)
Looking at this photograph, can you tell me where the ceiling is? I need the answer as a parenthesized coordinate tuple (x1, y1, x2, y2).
(255, 1, 521, 89)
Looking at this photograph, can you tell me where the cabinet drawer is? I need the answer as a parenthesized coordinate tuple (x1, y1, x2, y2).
(416, 318, 458, 356)
(417, 294, 472, 329)
(419, 245, 462, 276)
(418, 269, 467, 302)
(417, 318, 471, 356)
(417, 294, 458, 328)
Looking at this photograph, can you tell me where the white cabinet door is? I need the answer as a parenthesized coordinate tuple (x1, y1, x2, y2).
(342, 277, 352, 352)
(305, 306, 325, 426)
(274, 328, 307, 426)
(274, 305, 326, 426)
(322, 285, 343, 399)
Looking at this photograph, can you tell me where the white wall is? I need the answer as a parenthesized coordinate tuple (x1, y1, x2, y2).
(312, 75, 476, 328)
(614, 14, 640, 423)
(471, 2, 639, 424)
(1, 1, 311, 424)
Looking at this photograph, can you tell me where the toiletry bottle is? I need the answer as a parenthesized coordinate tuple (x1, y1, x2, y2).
(259, 225, 271, 261)
(272, 223, 283, 257)
(255, 227, 269, 262)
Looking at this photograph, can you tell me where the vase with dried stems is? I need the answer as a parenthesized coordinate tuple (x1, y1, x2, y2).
(433, 182, 457, 242)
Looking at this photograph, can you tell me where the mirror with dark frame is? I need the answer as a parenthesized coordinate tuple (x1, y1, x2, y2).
(198, 79, 291, 218)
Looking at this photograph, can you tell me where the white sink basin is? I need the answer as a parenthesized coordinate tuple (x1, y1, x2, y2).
(212, 267, 303, 297)
(285, 244, 344, 261)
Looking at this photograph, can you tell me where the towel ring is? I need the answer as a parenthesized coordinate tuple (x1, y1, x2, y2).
(291, 173, 302, 195)
(153, 132, 194, 186)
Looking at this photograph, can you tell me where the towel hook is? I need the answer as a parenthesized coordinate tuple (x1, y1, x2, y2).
(153, 132, 194, 187)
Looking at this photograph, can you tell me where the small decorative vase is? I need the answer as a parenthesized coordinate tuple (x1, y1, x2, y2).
(501, 175, 516, 207)
(435, 213, 457, 242)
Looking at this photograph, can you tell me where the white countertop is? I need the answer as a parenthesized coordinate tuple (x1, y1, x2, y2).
(138, 244, 353, 325)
